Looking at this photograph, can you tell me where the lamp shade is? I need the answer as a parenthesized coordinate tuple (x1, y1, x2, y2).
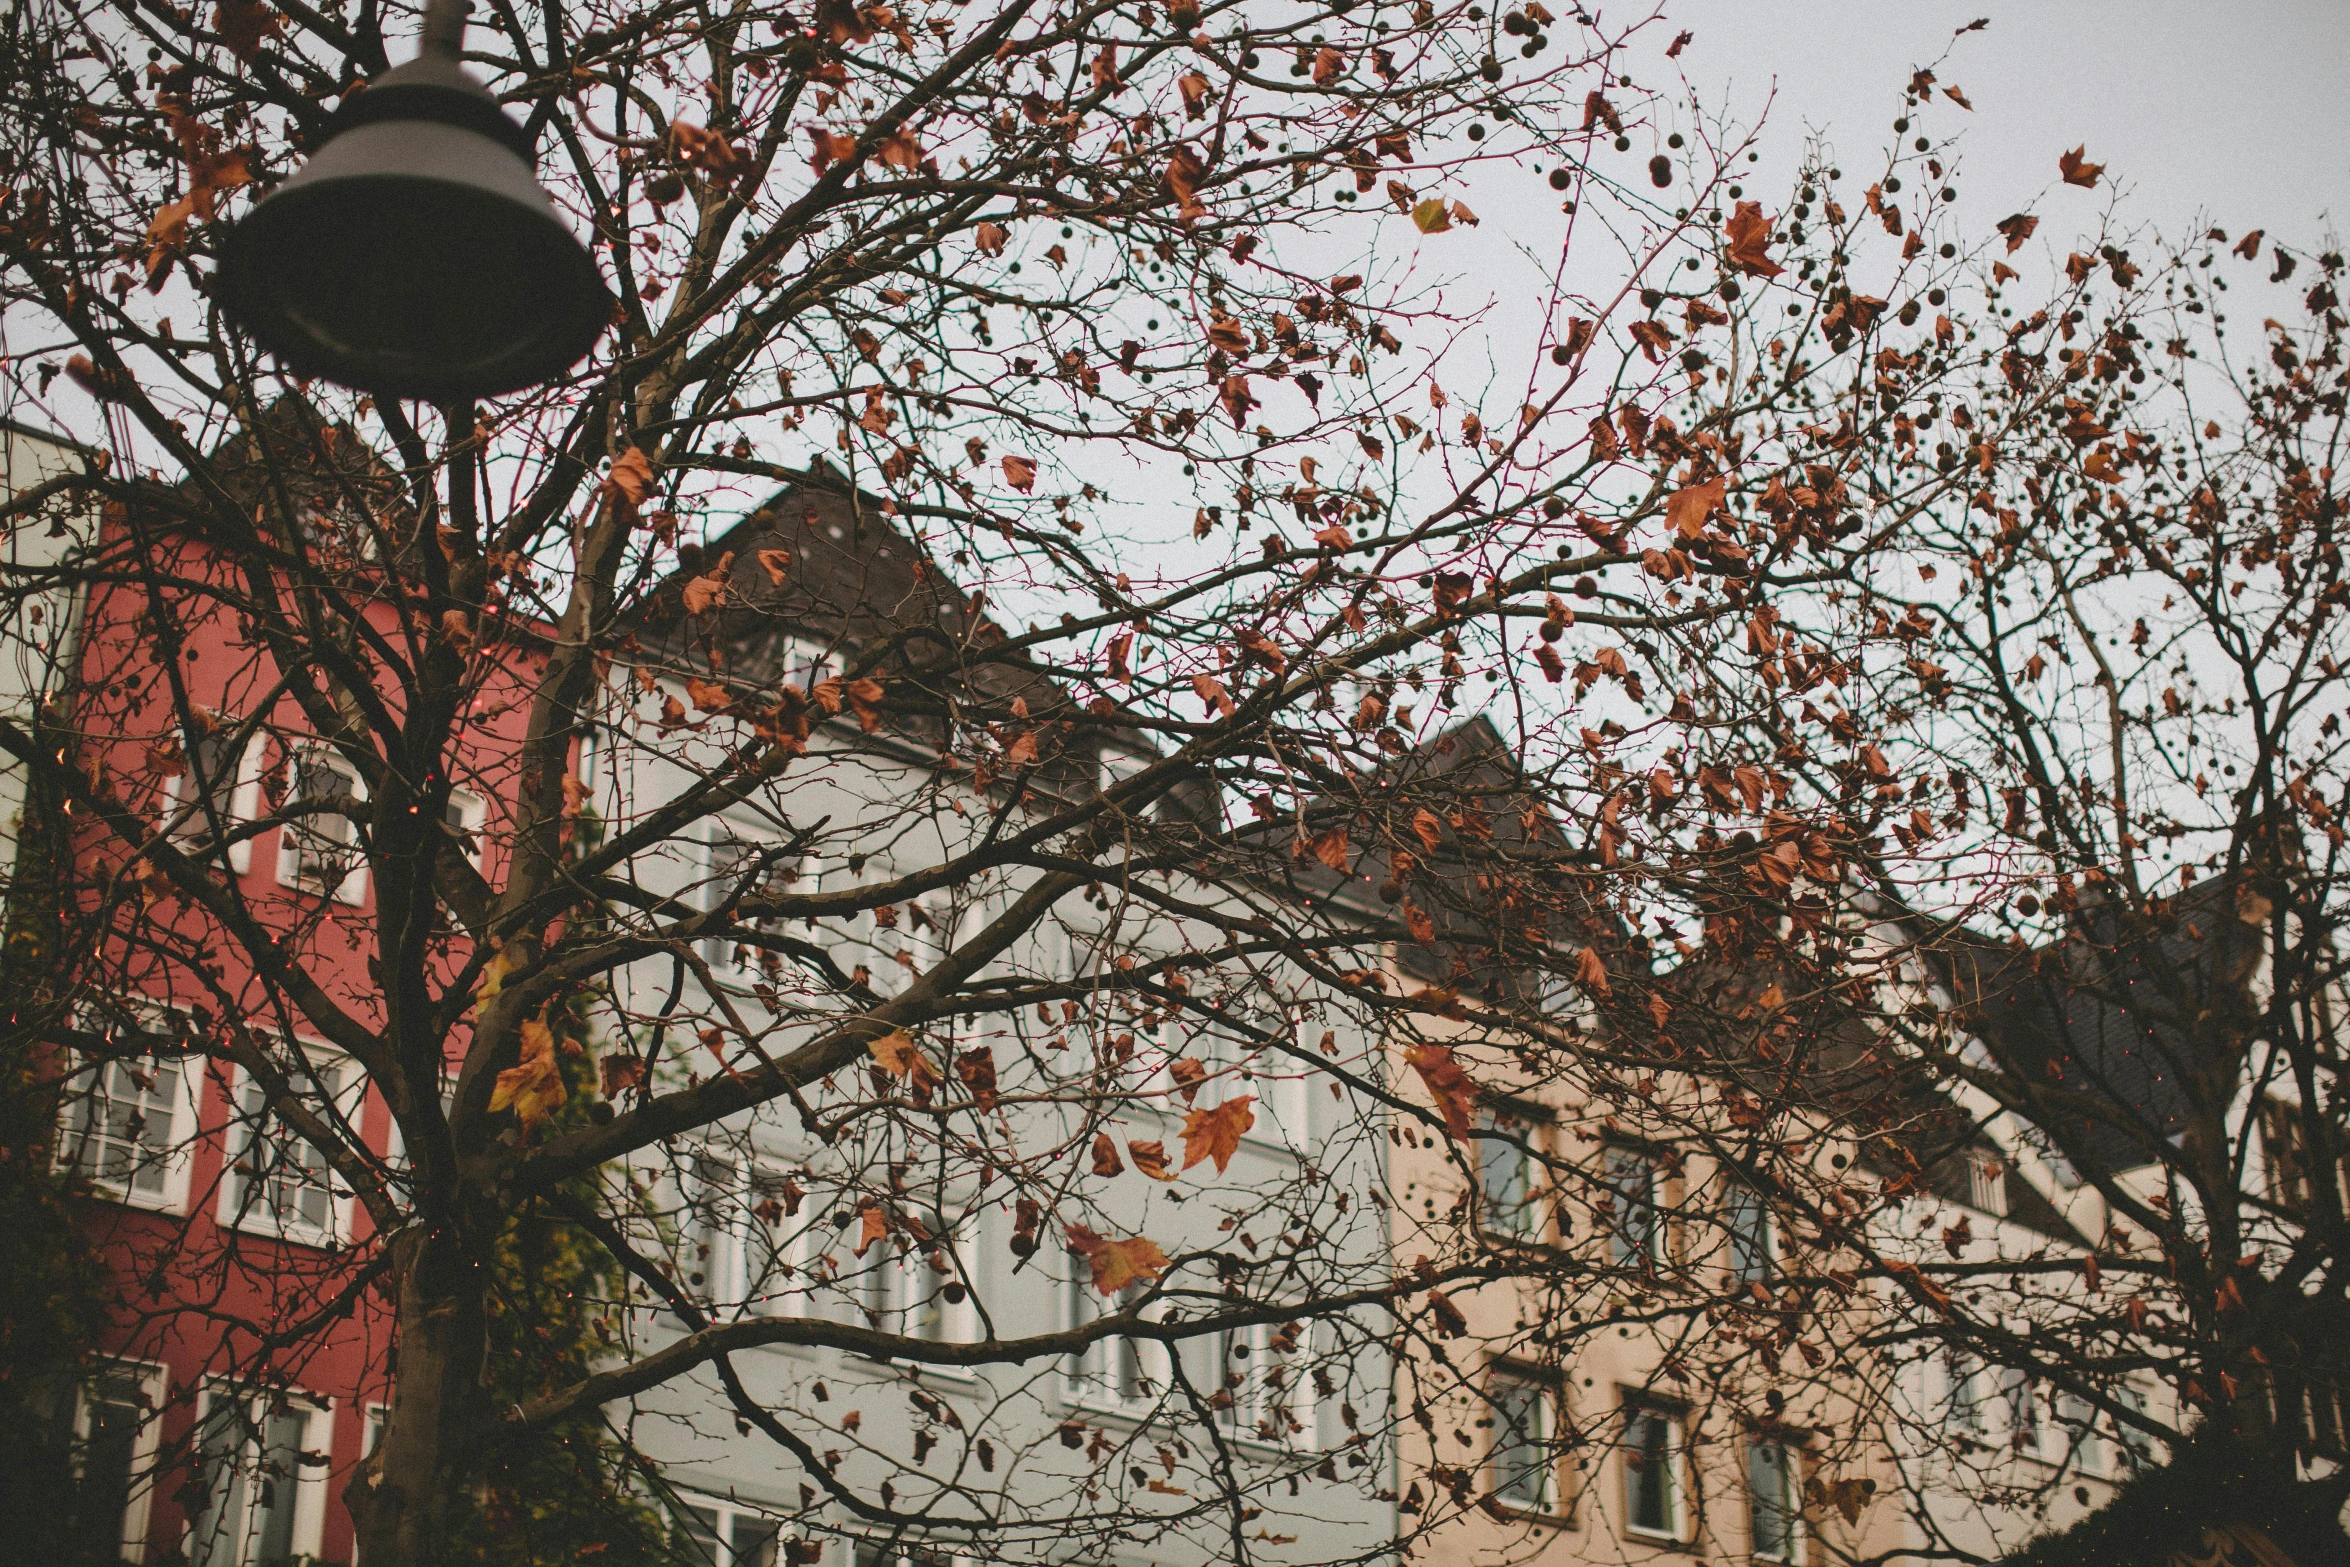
(216, 55, 611, 401)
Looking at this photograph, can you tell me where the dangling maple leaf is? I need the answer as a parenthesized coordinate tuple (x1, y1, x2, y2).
(1128, 1140, 1176, 1180)
(489, 1017, 567, 1140)
(1722, 201, 1783, 278)
(1000, 454, 1038, 492)
(1996, 212, 2039, 254)
(1066, 1225, 1171, 1295)
(601, 446, 658, 525)
(2057, 145, 2103, 188)
(1091, 1132, 1125, 1177)
(1664, 476, 1725, 539)
(1181, 1095, 1255, 1174)
(1404, 1044, 1476, 1140)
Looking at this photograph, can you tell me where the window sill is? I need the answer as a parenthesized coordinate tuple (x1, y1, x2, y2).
(68, 1178, 184, 1217)
(220, 1211, 344, 1251)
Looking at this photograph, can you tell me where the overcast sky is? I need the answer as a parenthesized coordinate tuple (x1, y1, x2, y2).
(1646, 0, 2347, 249)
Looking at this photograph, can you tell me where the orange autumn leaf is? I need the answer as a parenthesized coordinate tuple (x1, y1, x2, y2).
(1167, 1057, 1208, 1104)
(1181, 1094, 1255, 1174)
(1410, 197, 1452, 234)
(598, 1050, 645, 1098)
(757, 547, 792, 586)
(214, 0, 281, 60)
(1310, 828, 1351, 872)
(843, 676, 886, 733)
(1575, 944, 1612, 997)
(1001, 454, 1038, 492)
(1128, 1140, 1175, 1180)
(854, 1202, 889, 1257)
(489, 1017, 567, 1140)
(974, 221, 1009, 255)
(2058, 145, 2103, 189)
(1167, 145, 1209, 225)
(1410, 808, 1444, 853)
(1404, 1043, 1476, 1140)
(1664, 476, 1725, 540)
(1723, 201, 1783, 279)
(1091, 1132, 1125, 1177)
(603, 446, 657, 524)
(954, 1045, 999, 1110)
(869, 1028, 926, 1077)
(1401, 897, 1436, 945)
(1996, 212, 2039, 254)
(1066, 1225, 1171, 1295)
(1192, 672, 1235, 717)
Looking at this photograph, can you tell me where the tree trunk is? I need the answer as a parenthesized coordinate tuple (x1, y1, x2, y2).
(348, 1219, 492, 1566)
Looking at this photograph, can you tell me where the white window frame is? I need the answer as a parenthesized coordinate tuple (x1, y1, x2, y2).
(1725, 1178, 1778, 1284)
(55, 1012, 201, 1214)
(217, 1052, 364, 1249)
(71, 1359, 169, 1565)
(1747, 1434, 1803, 1563)
(1604, 1147, 1666, 1267)
(700, 827, 804, 990)
(185, 1386, 332, 1567)
(1479, 1103, 1545, 1239)
(2059, 1389, 2106, 1475)
(1946, 1350, 1988, 1433)
(161, 710, 265, 874)
(274, 743, 368, 904)
(1066, 1264, 1162, 1416)
(2003, 1368, 2043, 1454)
(1200, 1317, 1310, 1446)
(1969, 1154, 2010, 1217)
(864, 1211, 978, 1361)
(1621, 1402, 1686, 1542)
(678, 1492, 783, 1567)
(443, 787, 488, 870)
(1487, 1363, 1562, 1515)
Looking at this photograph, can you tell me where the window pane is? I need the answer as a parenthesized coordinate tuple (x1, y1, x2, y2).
(187, 1405, 245, 1567)
(1480, 1110, 1535, 1234)
(1489, 1373, 1552, 1510)
(1727, 1184, 1773, 1283)
(1626, 1409, 1676, 1535)
(678, 1504, 724, 1567)
(1749, 1439, 1797, 1560)
(234, 1074, 336, 1236)
(70, 1383, 145, 1563)
(69, 1059, 179, 1196)
(1606, 1149, 1658, 1266)
(252, 1408, 306, 1566)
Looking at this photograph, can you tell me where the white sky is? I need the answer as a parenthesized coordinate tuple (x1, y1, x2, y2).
(1643, 0, 2347, 248)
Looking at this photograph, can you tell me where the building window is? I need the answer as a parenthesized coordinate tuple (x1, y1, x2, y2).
(59, 1046, 192, 1209)
(1725, 1180, 1775, 1284)
(187, 1391, 328, 1567)
(2003, 1369, 2041, 1452)
(1480, 1104, 1544, 1238)
(1748, 1436, 1801, 1562)
(276, 747, 367, 903)
(221, 1057, 361, 1247)
(166, 713, 259, 873)
(1946, 1352, 1987, 1432)
(1604, 1147, 1663, 1267)
(1487, 1366, 1559, 1515)
(1198, 1319, 1305, 1444)
(1070, 1273, 1156, 1411)
(442, 788, 487, 869)
(64, 1364, 164, 1564)
(700, 829, 801, 987)
(2261, 1098, 2317, 1212)
(865, 1218, 975, 1348)
(678, 1497, 781, 1567)
(2114, 1383, 2156, 1471)
(681, 1157, 805, 1315)
(1622, 1403, 1683, 1540)
(2059, 1391, 2107, 1475)
(1968, 1155, 2010, 1218)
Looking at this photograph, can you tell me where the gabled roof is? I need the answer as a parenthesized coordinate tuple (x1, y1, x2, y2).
(1927, 876, 2260, 1178)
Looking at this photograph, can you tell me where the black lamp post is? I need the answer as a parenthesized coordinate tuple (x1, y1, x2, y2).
(216, 0, 611, 401)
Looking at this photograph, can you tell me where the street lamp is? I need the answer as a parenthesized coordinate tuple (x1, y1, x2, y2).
(216, 0, 611, 401)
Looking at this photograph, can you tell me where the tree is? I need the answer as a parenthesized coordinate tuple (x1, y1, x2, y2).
(1840, 210, 2350, 1541)
(0, 3, 2145, 1563)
